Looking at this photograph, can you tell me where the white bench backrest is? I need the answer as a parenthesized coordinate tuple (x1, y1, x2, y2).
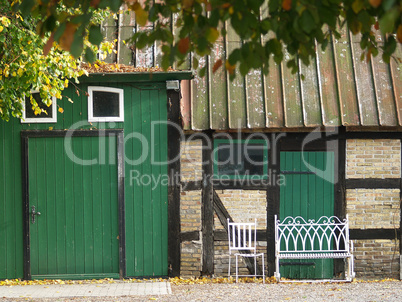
(275, 215, 350, 253)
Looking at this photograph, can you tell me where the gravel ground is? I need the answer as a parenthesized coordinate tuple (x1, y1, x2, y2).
(1, 280, 402, 302)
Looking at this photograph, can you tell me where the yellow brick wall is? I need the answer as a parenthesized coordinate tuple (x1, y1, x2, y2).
(346, 189, 400, 229)
(346, 139, 401, 179)
(346, 139, 401, 279)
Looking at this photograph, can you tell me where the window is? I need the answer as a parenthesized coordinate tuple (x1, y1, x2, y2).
(21, 92, 57, 123)
(88, 86, 124, 122)
(214, 139, 268, 179)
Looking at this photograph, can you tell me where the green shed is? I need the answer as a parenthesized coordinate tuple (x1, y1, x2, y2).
(0, 71, 192, 280)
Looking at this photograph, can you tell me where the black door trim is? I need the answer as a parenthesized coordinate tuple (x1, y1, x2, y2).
(21, 129, 125, 279)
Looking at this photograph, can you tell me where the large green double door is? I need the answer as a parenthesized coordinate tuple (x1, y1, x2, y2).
(26, 135, 120, 279)
(279, 151, 335, 279)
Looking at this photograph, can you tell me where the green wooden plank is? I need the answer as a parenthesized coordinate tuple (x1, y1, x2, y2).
(54, 138, 67, 274)
(45, 138, 57, 274)
(332, 27, 360, 126)
(317, 38, 341, 126)
(3, 122, 17, 277)
(282, 52, 303, 127)
(0, 125, 6, 278)
(226, 24, 246, 129)
(133, 89, 144, 276)
(150, 89, 162, 275)
(191, 56, 210, 130)
(100, 136, 111, 273)
(29, 139, 39, 276)
(124, 86, 135, 276)
(60, 85, 74, 129)
(73, 138, 85, 274)
(209, 37, 228, 129)
(107, 137, 120, 273)
(84, 138, 96, 274)
(159, 88, 169, 276)
(141, 89, 153, 275)
(64, 136, 75, 274)
(36, 139, 48, 275)
(299, 60, 322, 127)
(350, 34, 378, 126)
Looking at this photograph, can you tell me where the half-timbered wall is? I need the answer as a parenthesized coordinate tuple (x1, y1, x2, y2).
(179, 134, 402, 280)
(345, 139, 401, 279)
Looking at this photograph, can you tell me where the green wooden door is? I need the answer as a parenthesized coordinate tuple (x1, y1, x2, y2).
(280, 151, 335, 279)
(28, 136, 120, 279)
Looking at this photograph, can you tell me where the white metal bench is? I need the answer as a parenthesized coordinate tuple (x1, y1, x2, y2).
(274, 215, 355, 282)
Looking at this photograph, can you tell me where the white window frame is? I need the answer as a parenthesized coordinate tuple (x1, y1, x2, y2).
(88, 86, 124, 122)
(21, 91, 57, 123)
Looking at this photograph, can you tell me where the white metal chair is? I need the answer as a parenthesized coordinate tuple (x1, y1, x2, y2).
(227, 218, 265, 283)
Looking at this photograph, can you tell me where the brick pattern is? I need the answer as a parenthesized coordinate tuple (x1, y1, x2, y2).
(346, 139, 401, 179)
(346, 189, 400, 229)
(215, 190, 267, 230)
(180, 190, 202, 232)
(180, 190, 202, 276)
(181, 241, 202, 277)
(181, 139, 203, 182)
(354, 240, 400, 279)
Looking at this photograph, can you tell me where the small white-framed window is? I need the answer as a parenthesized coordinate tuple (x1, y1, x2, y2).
(21, 91, 57, 123)
(88, 86, 124, 122)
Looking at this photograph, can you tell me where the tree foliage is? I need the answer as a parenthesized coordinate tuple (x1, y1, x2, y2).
(16, 0, 402, 79)
(0, 0, 89, 121)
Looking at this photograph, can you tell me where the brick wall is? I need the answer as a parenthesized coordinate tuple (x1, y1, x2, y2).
(346, 139, 401, 179)
(353, 240, 400, 279)
(180, 140, 202, 277)
(346, 139, 401, 279)
(346, 189, 400, 229)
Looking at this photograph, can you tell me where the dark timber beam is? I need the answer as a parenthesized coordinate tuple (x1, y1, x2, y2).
(167, 89, 181, 277)
(201, 133, 214, 276)
(267, 133, 281, 277)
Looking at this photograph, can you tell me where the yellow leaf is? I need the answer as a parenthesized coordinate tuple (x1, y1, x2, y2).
(136, 8, 148, 26)
(58, 107, 64, 113)
(206, 27, 219, 43)
(0, 25, 3, 33)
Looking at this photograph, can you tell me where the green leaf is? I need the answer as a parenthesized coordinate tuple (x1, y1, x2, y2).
(70, 34, 84, 58)
(84, 47, 96, 62)
(299, 10, 316, 34)
(378, 8, 399, 35)
(88, 25, 103, 45)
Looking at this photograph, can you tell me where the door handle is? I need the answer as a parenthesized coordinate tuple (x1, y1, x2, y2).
(31, 205, 41, 224)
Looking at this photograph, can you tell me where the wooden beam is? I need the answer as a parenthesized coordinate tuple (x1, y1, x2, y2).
(266, 133, 281, 277)
(167, 90, 182, 277)
(350, 229, 401, 240)
(346, 178, 401, 189)
(334, 133, 346, 277)
(201, 133, 214, 276)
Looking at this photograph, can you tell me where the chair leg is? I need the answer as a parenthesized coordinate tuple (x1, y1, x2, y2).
(228, 254, 231, 278)
(254, 256, 257, 279)
(262, 254, 265, 284)
(235, 254, 239, 283)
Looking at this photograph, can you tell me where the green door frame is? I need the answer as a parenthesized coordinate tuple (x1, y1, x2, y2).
(21, 129, 125, 280)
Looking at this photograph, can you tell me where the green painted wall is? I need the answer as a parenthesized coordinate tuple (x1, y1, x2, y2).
(0, 80, 168, 279)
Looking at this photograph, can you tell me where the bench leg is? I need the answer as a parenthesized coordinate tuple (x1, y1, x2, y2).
(274, 257, 280, 282)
